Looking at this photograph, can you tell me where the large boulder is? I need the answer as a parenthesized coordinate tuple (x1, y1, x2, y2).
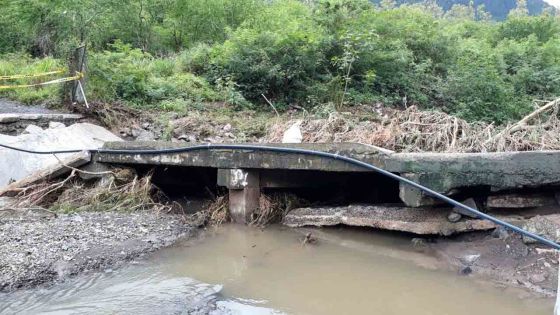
(0, 123, 121, 187)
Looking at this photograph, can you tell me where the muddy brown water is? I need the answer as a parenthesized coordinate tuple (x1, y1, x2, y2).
(0, 225, 553, 314)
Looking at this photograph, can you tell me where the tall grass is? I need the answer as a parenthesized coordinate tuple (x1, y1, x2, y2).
(0, 54, 63, 105)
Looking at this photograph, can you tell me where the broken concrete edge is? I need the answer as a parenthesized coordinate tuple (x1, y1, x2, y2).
(283, 205, 525, 236)
(0, 151, 91, 197)
(0, 113, 84, 123)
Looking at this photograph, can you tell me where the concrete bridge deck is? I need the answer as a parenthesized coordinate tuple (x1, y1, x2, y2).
(93, 141, 560, 222)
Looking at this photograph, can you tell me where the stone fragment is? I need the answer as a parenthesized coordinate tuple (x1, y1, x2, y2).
(530, 273, 547, 284)
(136, 130, 156, 141)
(453, 198, 480, 218)
(487, 194, 555, 209)
(119, 128, 132, 137)
(522, 214, 560, 244)
(411, 238, 427, 249)
(459, 254, 480, 266)
(398, 173, 442, 207)
(447, 211, 462, 223)
(491, 226, 511, 240)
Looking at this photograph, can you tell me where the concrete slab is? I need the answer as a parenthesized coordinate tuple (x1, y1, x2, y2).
(0, 123, 121, 187)
(0, 151, 91, 197)
(282, 204, 521, 235)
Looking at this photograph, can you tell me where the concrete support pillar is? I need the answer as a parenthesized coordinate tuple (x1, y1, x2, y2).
(217, 169, 260, 224)
(398, 173, 441, 207)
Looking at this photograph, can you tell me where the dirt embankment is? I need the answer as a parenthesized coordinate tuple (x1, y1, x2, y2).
(0, 210, 193, 292)
(429, 230, 559, 297)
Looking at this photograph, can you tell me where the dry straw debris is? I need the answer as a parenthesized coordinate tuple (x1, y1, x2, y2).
(251, 193, 307, 227)
(265, 99, 560, 153)
(7, 168, 177, 214)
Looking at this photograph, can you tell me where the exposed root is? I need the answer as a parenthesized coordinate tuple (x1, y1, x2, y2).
(74, 101, 142, 131)
(265, 101, 560, 153)
(8, 170, 78, 209)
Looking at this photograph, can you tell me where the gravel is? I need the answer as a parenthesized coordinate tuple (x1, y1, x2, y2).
(0, 210, 192, 292)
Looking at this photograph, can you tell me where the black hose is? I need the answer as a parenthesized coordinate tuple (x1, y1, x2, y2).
(2, 142, 559, 250)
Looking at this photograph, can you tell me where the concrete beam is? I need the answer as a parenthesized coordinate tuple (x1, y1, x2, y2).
(398, 173, 442, 207)
(95, 142, 560, 197)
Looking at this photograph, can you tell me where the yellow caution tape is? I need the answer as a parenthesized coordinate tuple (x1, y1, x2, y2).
(0, 72, 83, 90)
(0, 69, 65, 80)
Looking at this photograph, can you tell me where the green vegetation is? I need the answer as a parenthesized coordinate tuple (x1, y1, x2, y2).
(0, 0, 559, 123)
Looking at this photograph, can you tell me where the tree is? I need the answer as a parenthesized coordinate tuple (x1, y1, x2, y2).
(380, 0, 396, 10)
(510, 0, 529, 16)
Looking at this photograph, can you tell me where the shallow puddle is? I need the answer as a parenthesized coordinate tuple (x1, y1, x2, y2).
(0, 225, 553, 314)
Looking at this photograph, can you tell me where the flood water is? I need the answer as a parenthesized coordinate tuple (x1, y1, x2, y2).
(1, 225, 553, 314)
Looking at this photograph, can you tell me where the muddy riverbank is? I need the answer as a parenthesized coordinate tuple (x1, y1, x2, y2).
(0, 210, 193, 292)
(430, 230, 559, 297)
(2, 225, 551, 315)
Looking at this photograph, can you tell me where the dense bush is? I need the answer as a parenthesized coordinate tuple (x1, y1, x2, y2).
(207, 0, 331, 107)
(1, 0, 560, 123)
(88, 42, 219, 109)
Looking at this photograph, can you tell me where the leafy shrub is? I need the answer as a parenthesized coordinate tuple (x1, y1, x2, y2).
(88, 41, 218, 109)
(209, 0, 330, 105)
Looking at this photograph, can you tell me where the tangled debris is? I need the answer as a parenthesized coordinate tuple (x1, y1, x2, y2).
(189, 192, 308, 228)
(265, 98, 560, 153)
(5, 168, 181, 216)
(189, 195, 229, 227)
(251, 193, 308, 227)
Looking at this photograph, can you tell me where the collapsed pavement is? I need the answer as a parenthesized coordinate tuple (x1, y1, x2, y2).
(3, 109, 560, 297)
(0, 111, 196, 292)
(0, 114, 121, 187)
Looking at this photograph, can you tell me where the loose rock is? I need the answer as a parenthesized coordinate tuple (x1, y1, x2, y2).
(447, 211, 462, 223)
(522, 214, 560, 244)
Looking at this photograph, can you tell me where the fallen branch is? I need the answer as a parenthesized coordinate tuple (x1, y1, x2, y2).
(52, 154, 115, 176)
(484, 97, 560, 145)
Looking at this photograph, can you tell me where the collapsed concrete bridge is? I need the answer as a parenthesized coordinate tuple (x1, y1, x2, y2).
(92, 141, 560, 227)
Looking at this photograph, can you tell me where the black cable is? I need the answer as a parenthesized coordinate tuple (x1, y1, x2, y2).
(0, 142, 83, 154)
(2, 142, 559, 250)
